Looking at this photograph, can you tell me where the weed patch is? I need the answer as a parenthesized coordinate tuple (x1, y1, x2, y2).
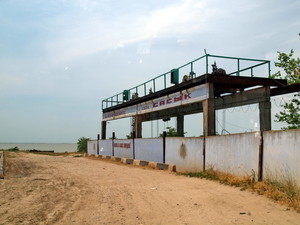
(183, 169, 300, 213)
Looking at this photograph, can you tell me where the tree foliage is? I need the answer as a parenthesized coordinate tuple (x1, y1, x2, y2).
(275, 94, 300, 129)
(273, 47, 300, 129)
(159, 126, 177, 137)
(77, 137, 90, 153)
(272, 49, 300, 84)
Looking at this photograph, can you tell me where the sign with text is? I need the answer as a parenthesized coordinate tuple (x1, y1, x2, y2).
(103, 83, 209, 121)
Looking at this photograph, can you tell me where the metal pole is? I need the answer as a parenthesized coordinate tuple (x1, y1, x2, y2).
(132, 131, 136, 160)
(97, 134, 100, 155)
(112, 132, 115, 156)
(237, 59, 240, 76)
(258, 132, 263, 181)
(163, 131, 166, 163)
(205, 54, 209, 74)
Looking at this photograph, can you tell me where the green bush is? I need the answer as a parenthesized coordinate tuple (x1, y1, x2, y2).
(8, 146, 19, 151)
(77, 137, 90, 153)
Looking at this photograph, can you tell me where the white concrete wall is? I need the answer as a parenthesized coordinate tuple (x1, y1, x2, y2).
(113, 139, 133, 158)
(263, 129, 300, 186)
(87, 140, 97, 155)
(166, 137, 204, 173)
(205, 132, 260, 177)
(135, 138, 163, 163)
(99, 140, 113, 156)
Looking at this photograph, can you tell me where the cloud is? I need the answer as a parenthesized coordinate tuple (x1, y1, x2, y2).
(43, 0, 217, 62)
(144, 0, 207, 37)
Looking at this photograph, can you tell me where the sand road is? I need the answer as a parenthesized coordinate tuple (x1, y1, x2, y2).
(0, 152, 299, 225)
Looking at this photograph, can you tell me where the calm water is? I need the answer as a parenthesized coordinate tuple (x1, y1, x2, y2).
(0, 143, 77, 153)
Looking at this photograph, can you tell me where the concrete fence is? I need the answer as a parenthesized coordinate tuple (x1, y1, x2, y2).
(205, 132, 261, 177)
(88, 129, 300, 186)
(263, 129, 300, 187)
(165, 137, 204, 173)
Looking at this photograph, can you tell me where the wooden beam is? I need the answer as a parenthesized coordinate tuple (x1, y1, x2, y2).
(215, 87, 270, 110)
(270, 83, 300, 96)
(140, 103, 203, 122)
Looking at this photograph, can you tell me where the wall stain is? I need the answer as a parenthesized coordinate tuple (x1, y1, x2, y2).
(179, 143, 187, 159)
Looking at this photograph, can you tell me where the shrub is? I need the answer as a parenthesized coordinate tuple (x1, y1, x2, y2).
(77, 137, 90, 153)
(8, 146, 19, 151)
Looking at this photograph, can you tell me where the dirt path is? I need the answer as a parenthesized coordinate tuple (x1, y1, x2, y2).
(0, 152, 300, 225)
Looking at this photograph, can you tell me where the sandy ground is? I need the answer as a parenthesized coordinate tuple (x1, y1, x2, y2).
(0, 152, 300, 225)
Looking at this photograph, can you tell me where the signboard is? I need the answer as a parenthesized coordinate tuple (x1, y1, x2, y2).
(103, 83, 209, 121)
(113, 139, 133, 158)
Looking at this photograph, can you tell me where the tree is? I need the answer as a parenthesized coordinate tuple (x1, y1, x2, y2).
(275, 94, 300, 129)
(126, 132, 134, 139)
(272, 49, 300, 84)
(272, 48, 300, 129)
(159, 126, 177, 137)
(77, 137, 90, 153)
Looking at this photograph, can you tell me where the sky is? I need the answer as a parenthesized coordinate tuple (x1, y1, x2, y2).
(0, 0, 299, 143)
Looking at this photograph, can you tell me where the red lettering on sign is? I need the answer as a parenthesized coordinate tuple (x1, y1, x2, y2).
(160, 101, 165, 106)
(174, 96, 183, 102)
(167, 99, 172, 104)
(114, 143, 131, 149)
(184, 93, 191, 99)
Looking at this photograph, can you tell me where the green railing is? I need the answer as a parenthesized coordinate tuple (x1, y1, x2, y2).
(102, 53, 270, 110)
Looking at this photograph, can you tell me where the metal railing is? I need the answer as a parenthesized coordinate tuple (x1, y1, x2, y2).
(102, 53, 270, 109)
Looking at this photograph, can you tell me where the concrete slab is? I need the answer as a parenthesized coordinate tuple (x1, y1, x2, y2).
(114, 157, 122, 162)
(157, 163, 169, 170)
(139, 160, 149, 166)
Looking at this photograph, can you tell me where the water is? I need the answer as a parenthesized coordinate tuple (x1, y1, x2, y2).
(0, 143, 77, 153)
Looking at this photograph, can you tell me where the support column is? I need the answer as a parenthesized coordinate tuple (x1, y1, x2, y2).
(259, 87, 271, 132)
(203, 83, 215, 136)
(101, 121, 107, 139)
(134, 115, 142, 138)
(203, 99, 216, 136)
(176, 114, 184, 137)
(259, 101, 271, 131)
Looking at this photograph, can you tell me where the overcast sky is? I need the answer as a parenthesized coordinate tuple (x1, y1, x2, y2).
(0, 0, 299, 143)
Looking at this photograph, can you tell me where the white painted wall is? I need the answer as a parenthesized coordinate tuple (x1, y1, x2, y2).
(99, 140, 113, 156)
(87, 140, 97, 155)
(135, 138, 163, 163)
(113, 139, 133, 158)
(87, 129, 300, 187)
(166, 137, 204, 173)
(205, 132, 260, 177)
(263, 129, 300, 186)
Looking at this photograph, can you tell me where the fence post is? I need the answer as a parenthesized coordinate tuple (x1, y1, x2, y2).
(132, 131, 136, 159)
(258, 131, 264, 181)
(203, 137, 206, 172)
(97, 134, 100, 155)
(163, 131, 166, 163)
(112, 132, 115, 156)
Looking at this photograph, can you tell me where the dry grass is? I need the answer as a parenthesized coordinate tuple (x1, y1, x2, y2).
(184, 169, 300, 213)
(254, 179, 300, 212)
